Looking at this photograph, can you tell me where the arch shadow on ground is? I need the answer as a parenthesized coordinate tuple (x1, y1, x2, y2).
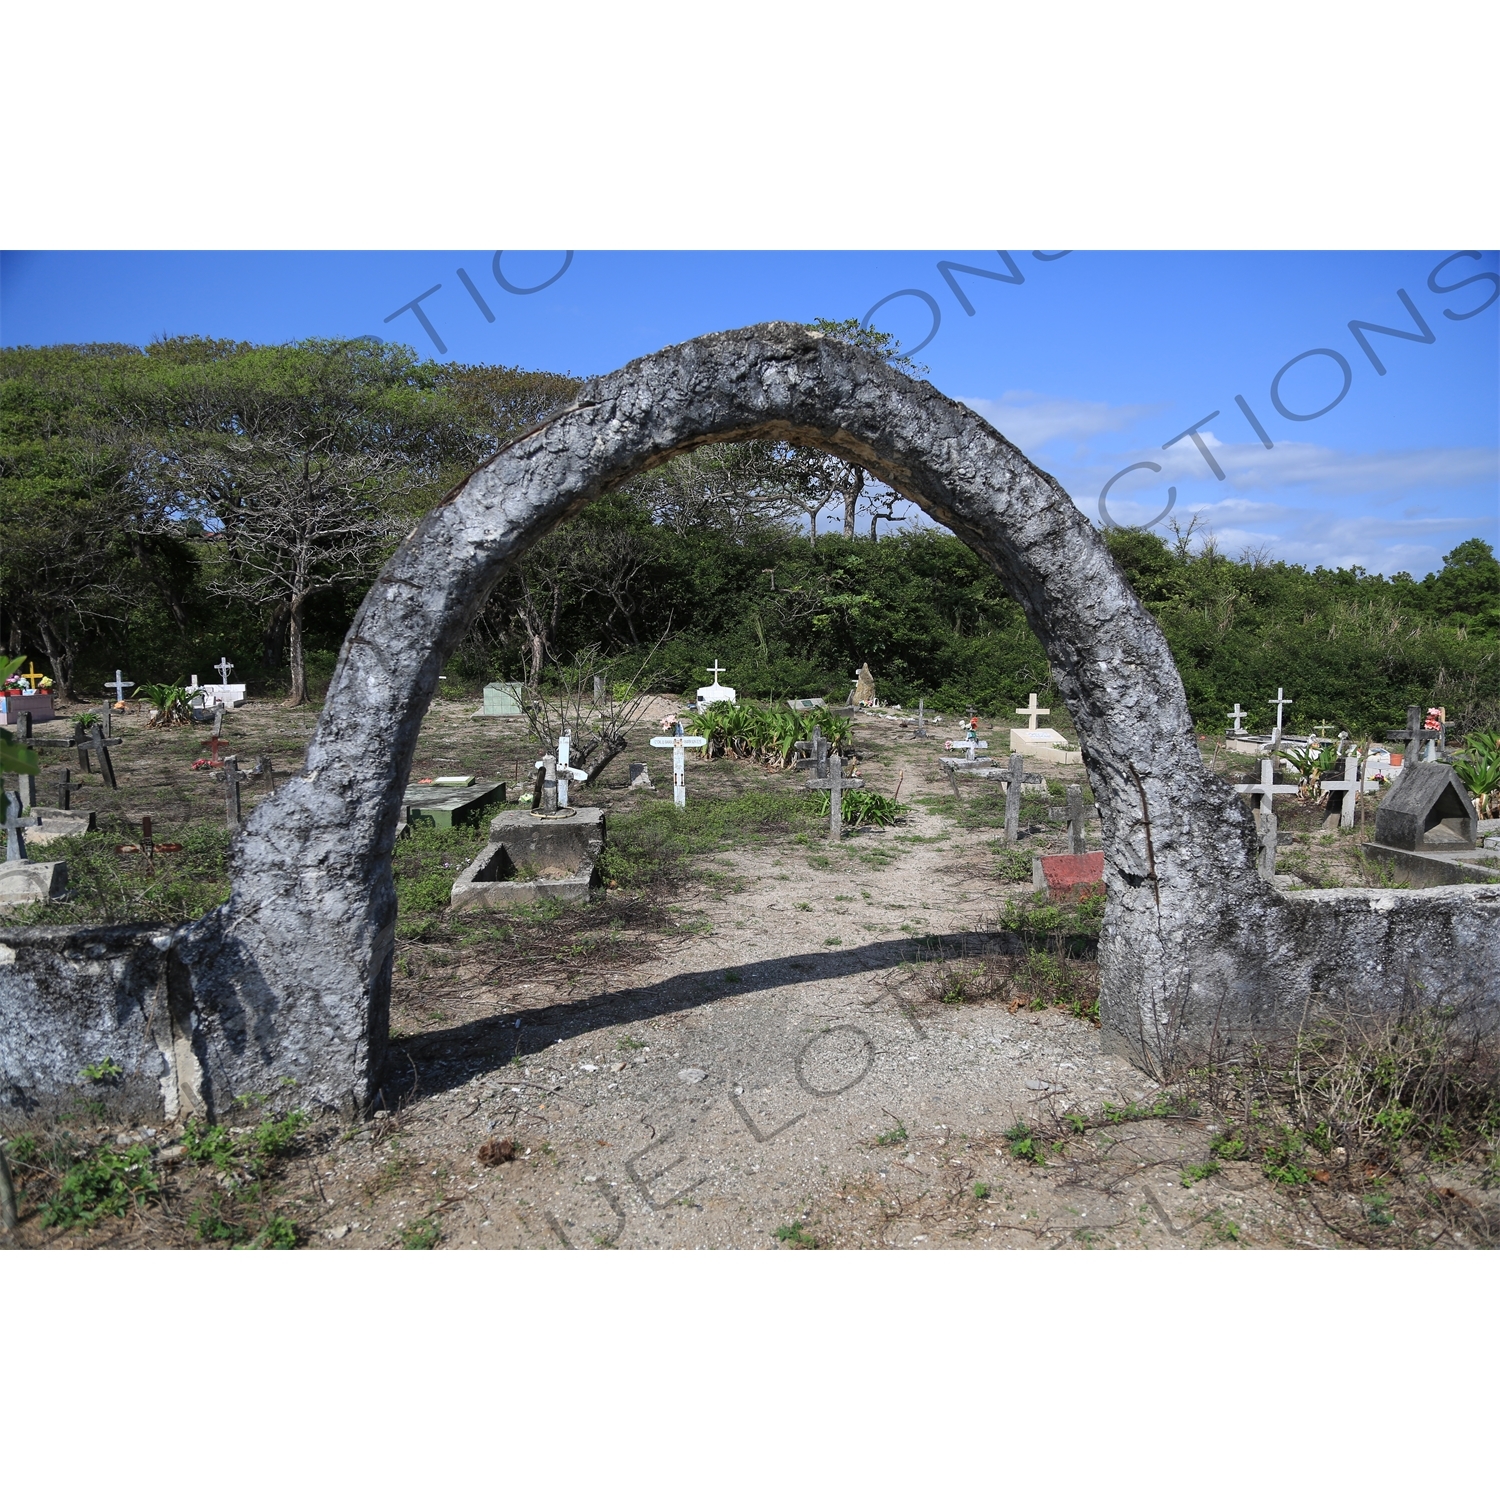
(377, 928, 1040, 1105)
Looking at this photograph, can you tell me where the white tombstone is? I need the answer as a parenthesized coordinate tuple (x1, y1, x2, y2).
(199, 656, 247, 709)
(695, 660, 736, 708)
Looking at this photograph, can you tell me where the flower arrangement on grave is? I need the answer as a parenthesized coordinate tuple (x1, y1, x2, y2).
(2, 656, 53, 696)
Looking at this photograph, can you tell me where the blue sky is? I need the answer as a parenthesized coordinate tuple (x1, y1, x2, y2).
(3, 249, 1495, 579)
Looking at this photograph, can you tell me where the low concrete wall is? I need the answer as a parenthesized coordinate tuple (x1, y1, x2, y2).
(0, 922, 183, 1119)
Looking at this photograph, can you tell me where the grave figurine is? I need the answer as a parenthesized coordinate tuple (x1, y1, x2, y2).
(650, 722, 708, 808)
(695, 660, 737, 709)
(850, 662, 877, 707)
(541, 733, 589, 808)
(805, 750, 863, 841)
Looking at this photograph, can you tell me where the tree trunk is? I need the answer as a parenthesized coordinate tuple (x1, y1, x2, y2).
(263, 599, 291, 673)
(285, 594, 309, 706)
(842, 465, 864, 539)
(33, 615, 77, 701)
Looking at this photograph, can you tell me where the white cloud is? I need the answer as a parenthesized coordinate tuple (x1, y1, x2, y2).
(962, 391, 1162, 450)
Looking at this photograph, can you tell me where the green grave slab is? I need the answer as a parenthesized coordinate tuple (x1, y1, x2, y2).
(401, 778, 507, 831)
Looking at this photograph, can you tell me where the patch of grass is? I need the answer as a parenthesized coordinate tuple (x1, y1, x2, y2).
(876, 1120, 908, 1146)
(12, 821, 233, 927)
(1202, 1210, 1241, 1245)
(1180, 1160, 1222, 1187)
(994, 847, 1034, 882)
(973, 1181, 991, 1200)
(596, 789, 823, 890)
(999, 889, 1104, 945)
(393, 824, 487, 915)
(618, 1035, 646, 1051)
(401, 1216, 443, 1249)
(823, 936, 843, 947)
(774, 1222, 818, 1249)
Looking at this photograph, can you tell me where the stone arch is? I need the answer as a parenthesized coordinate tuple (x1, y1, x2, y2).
(7, 323, 1493, 1118)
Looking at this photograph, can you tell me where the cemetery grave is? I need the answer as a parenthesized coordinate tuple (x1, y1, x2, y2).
(8, 699, 1491, 1250)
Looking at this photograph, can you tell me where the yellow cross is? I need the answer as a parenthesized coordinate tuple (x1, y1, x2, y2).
(20, 660, 46, 690)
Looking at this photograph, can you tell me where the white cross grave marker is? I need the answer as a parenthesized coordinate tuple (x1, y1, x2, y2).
(649, 723, 708, 808)
(1233, 756, 1301, 877)
(705, 660, 727, 687)
(215, 657, 235, 685)
(105, 670, 134, 706)
(1268, 687, 1293, 748)
(1318, 754, 1364, 831)
(1227, 703, 1248, 736)
(538, 733, 589, 808)
(1014, 693, 1050, 732)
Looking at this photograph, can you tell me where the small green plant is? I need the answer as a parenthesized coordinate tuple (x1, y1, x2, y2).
(182, 1118, 238, 1171)
(80, 1057, 123, 1082)
(1005, 1120, 1047, 1164)
(1210, 1130, 1251, 1161)
(41, 1143, 160, 1229)
(1364, 1191, 1395, 1227)
(774, 1222, 818, 1248)
(618, 1035, 646, 1051)
(1261, 1126, 1312, 1186)
(1452, 730, 1500, 818)
(1181, 1160, 1222, 1187)
(824, 936, 843, 946)
(876, 1120, 908, 1146)
(401, 1216, 442, 1249)
(973, 1181, 991, 1200)
(249, 1215, 299, 1249)
(1202, 1211, 1241, 1245)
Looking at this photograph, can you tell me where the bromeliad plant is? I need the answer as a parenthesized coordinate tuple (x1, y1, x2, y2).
(1280, 741, 1340, 802)
(1452, 731, 1500, 818)
(133, 681, 195, 728)
(687, 701, 854, 767)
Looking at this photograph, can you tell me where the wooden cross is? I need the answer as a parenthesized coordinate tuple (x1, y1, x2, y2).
(1267, 687, 1293, 747)
(4, 790, 39, 862)
(1067, 784, 1087, 855)
(1312, 721, 1336, 740)
(106, 670, 135, 705)
(1005, 753, 1025, 842)
(1384, 705, 1441, 767)
(912, 698, 928, 739)
(943, 738, 990, 763)
(1014, 693, 1050, 732)
(806, 751, 864, 840)
(215, 657, 235, 685)
(1226, 703, 1249, 735)
(19, 661, 46, 691)
(794, 725, 829, 777)
(649, 725, 708, 808)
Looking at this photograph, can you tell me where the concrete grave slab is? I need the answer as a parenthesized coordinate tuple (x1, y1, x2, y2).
(402, 779, 507, 832)
(449, 806, 605, 911)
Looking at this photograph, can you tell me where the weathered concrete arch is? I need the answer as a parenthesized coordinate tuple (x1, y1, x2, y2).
(4, 324, 1496, 1117)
